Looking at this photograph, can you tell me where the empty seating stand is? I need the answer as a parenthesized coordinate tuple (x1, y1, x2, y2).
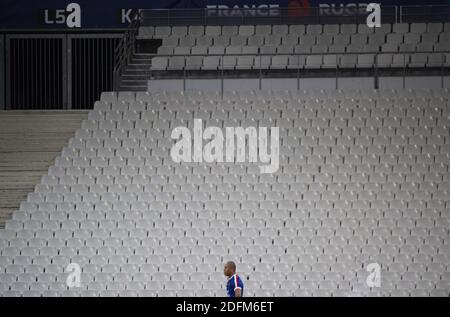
(142, 23, 450, 71)
(0, 89, 450, 297)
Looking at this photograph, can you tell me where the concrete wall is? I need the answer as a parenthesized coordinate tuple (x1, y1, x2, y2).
(185, 79, 222, 92)
(405, 76, 447, 89)
(148, 79, 184, 92)
(148, 76, 450, 92)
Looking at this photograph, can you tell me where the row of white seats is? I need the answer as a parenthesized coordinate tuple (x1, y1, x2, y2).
(93, 99, 450, 112)
(1, 250, 446, 266)
(3, 237, 444, 254)
(4, 230, 445, 246)
(2, 242, 448, 259)
(78, 126, 450, 139)
(150, 53, 450, 70)
(138, 23, 450, 39)
(81, 102, 450, 117)
(3, 234, 448, 251)
(3, 289, 448, 297)
(99, 89, 450, 104)
(55, 159, 447, 172)
(157, 31, 450, 47)
(22, 189, 450, 203)
(20, 187, 450, 202)
(1, 269, 446, 285)
(50, 158, 450, 172)
(2, 274, 445, 290)
(2, 289, 449, 297)
(17, 196, 450, 210)
(86, 107, 450, 120)
(78, 117, 450, 130)
(75, 130, 450, 142)
(14, 206, 449, 221)
(157, 42, 450, 56)
(36, 166, 450, 181)
(2, 275, 445, 289)
(1, 248, 447, 266)
(47, 162, 450, 175)
(35, 171, 450, 183)
(4, 219, 449, 235)
(91, 102, 450, 114)
(71, 138, 448, 152)
(13, 206, 449, 219)
(1, 272, 447, 292)
(4, 228, 447, 245)
(12, 200, 450, 218)
(3, 261, 404, 273)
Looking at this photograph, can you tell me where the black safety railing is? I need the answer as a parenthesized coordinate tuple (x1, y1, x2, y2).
(3, 34, 121, 110)
(147, 51, 449, 91)
(139, 5, 450, 26)
(400, 5, 450, 23)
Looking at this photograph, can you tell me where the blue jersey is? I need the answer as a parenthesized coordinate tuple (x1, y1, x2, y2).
(226, 274, 244, 298)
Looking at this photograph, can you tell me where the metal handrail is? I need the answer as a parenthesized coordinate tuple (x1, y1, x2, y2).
(113, 9, 141, 90)
(145, 50, 449, 58)
(139, 5, 398, 26)
(138, 5, 450, 25)
(147, 51, 448, 91)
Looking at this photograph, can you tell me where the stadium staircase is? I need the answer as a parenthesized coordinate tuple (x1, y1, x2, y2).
(119, 53, 153, 92)
(0, 111, 88, 228)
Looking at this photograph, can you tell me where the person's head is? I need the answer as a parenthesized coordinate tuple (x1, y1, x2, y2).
(223, 261, 236, 277)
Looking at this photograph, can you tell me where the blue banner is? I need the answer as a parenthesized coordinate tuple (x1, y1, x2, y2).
(0, 0, 448, 29)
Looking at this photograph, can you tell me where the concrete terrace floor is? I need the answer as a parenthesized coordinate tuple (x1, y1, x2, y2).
(0, 111, 88, 228)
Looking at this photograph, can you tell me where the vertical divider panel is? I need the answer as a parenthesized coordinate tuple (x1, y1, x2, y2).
(0, 34, 5, 109)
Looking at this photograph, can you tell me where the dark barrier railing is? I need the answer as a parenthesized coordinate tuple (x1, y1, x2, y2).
(3, 34, 121, 110)
(140, 6, 398, 26)
(400, 5, 450, 23)
(69, 35, 120, 109)
(6, 35, 66, 110)
(138, 5, 450, 27)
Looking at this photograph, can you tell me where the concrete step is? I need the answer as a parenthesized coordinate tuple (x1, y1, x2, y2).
(0, 208, 14, 229)
(121, 78, 148, 84)
(123, 68, 150, 73)
(0, 111, 87, 227)
(121, 74, 149, 80)
(0, 189, 30, 207)
(119, 85, 148, 91)
(0, 111, 87, 133)
(122, 70, 150, 78)
(130, 57, 152, 64)
(133, 53, 154, 58)
(0, 134, 77, 152)
(0, 151, 57, 165)
(127, 63, 152, 70)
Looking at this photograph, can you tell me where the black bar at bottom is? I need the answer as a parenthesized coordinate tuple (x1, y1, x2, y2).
(0, 297, 446, 316)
